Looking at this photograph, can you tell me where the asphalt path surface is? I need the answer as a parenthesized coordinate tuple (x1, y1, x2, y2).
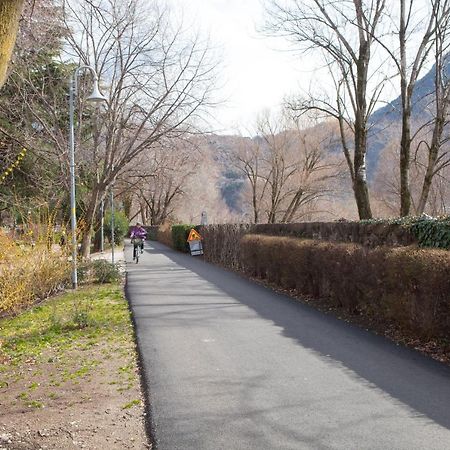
(126, 240, 450, 450)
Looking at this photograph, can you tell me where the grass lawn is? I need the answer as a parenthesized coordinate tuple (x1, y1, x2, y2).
(0, 283, 149, 449)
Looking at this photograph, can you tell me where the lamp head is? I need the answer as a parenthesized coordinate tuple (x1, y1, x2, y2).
(86, 78, 108, 103)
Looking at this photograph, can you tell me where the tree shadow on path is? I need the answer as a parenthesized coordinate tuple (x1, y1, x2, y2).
(151, 241, 450, 431)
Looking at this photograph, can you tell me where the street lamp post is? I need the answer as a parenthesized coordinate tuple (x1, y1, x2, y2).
(69, 65, 107, 289)
(110, 185, 115, 265)
(100, 199, 104, 253)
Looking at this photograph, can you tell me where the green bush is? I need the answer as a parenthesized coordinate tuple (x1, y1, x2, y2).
(171, 224, 196, 252)
(76, 260, 121, 284)
(410, 217, 450, 249)
(91, 260, 121, 284)
(104, 210, 129, 245)
(76, 260, 91, 284)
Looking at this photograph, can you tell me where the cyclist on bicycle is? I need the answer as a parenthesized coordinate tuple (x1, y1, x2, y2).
(130, 222, 147, 259)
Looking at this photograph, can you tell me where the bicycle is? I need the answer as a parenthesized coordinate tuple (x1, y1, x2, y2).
(132, 237, 143, 263)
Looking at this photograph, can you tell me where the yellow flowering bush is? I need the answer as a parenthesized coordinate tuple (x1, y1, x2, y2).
(0, 231, 70, 315)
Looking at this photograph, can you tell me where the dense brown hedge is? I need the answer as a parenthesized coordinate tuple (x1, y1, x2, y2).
(240, 234, 450, 338)
(144, 225, 159, 241)
(198, 224, 253, 269)
(253, 222, 417, 247)
(156, 223, 173, 248)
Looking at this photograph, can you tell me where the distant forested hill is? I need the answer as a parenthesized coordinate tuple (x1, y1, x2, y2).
(199, 60, 444, 215)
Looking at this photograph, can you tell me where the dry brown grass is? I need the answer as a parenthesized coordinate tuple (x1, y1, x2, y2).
(0, 231, 70, 315)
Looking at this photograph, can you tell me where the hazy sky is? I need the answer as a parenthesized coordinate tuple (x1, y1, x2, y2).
(169, 0, 317, 134)
(167, 0, 432, 135)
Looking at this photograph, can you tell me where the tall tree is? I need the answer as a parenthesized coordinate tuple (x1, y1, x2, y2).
(226, 110, 341, 223)
(0, 0, 71, 222)
(225, 135, 266, 223)
(390, 0, 447, 216)
(120, 139, 197, 225)
(415, 1, 450, 213)
(62, 0, 216, 256)
(0, 0, 24, 88)
(266, 0, 386, 219)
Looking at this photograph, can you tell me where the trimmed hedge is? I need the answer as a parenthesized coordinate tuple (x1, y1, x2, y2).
(144, 225, 159, 241)
(153, 224, 201, 252)
(198, 224, 253, 269)
(156, 223, 173, 248)
(150, 222, 450, 338)
(240, 234, 450, 338)
(253, 216, 450, 249)
(138, 217, 450, 251)
(171, 224, 197, 252)
(253, 222, 416, 248)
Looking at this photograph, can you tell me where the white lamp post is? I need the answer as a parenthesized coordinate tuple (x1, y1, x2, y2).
(69, 65, 107, 289)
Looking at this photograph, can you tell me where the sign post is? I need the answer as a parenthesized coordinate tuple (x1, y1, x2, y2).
(187, 229, 203, 256)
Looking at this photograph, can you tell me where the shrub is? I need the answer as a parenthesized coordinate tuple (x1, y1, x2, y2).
(76, 260, 91, 284)
(157, 223, 173, 248)
(76, 259, 121, 284)
(145, 225, 159, 241)
(104, 210, 129, 245)
(0, 232, 70, 315)
(253, 221, 417, 248)
(91, 260, 121, 284)
(409, 216, 450, 249)
(199, 223, 254, 269)
(171, 224, 196, 252)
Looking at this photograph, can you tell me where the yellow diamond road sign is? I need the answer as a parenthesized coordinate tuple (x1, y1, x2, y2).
(187, 229, 202, 242)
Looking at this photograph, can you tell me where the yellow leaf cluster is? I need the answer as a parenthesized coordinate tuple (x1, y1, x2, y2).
(0, 148, 27, 185)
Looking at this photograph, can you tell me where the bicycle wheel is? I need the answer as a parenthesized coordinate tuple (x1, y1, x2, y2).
(134, 245, 139, 263)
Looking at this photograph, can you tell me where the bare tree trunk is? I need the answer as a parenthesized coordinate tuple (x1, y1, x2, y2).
(417, 163, 435, 214)
(417, 115, 447, 213)
(0, 0, 24, 88)
(399, 107, 412, 216)
(353, 136, 372, 218)
(399, 0, 412, 216)
(80, 185, 101, 258)
(353, 15, 372, 219)
(252, 187, 259, 224)
(265, 0, 385, 220)
(396, 0, 439, 216)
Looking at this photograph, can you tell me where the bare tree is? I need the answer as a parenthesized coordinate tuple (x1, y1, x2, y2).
(225, 135, 267, 224)
(373, 0, 450, 216)
(226, 110, 341, 223)
(120, 139, 197, 225)
(266, 0, 387, 219)
(62, 0, 216, 256)
(280, 130, 343, 223)
(415, 1, 450, 213)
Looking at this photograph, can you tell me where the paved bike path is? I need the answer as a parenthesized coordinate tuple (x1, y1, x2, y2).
(126, 241, 450, 450)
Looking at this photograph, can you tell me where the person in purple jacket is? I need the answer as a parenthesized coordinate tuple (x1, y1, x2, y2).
(130, 222, 147, 259)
